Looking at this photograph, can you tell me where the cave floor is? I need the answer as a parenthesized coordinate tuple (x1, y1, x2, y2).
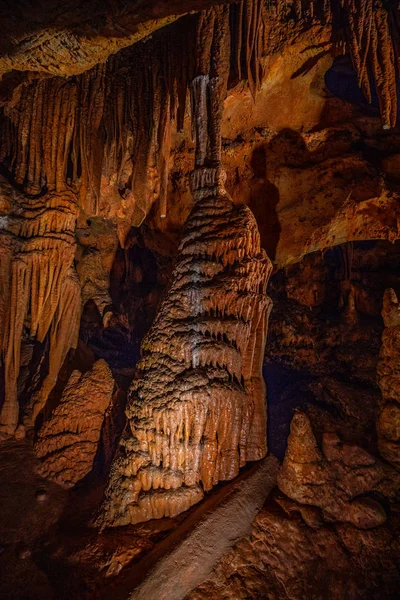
(0, 437, 279, 600)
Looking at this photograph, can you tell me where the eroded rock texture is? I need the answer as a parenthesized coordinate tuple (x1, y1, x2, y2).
(34, 359, 114, 487)
(377, 288, 400, 469)
(277, 412, 400, 529)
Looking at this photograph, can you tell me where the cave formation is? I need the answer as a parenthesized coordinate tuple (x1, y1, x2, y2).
(1, 1, 400, 599)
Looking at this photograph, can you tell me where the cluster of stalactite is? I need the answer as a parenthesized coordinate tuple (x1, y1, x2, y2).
(0, 72, 105, 435)
(0, 1, 399, 224)
(274, 0, 400, 129)
(0, 1, 265, 226)
(0, 68, 107, 435)
(0, 184, 81, 437)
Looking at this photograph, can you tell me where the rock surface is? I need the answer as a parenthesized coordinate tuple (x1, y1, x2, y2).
(34, 359, 114, 487)
(188, 496, 400, 600)
(277, 412, 399, 529)
(0, 0, 235, 79)
(98, 180, 272, 526)
(377, 288, 400, 468)
(129, 456, 278, 600)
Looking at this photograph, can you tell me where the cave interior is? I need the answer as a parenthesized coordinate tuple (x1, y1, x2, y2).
(1, 1, 400, 599)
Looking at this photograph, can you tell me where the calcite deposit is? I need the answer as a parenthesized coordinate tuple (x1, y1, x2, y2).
(34, 359, 114, 487)
(0, 183, 80, 437)
(278, 412, 400, 529)
(98, 176, 272, 527)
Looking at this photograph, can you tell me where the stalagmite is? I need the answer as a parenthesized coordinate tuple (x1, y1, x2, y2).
(97, 5, 273, 528)
(34, 359, 114, 487)
(98, 183, 272, 526)
(278, 412, 400, 529)
(377, 289, 400, 469)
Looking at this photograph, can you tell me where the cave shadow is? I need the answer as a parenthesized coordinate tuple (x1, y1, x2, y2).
(248, 127, 327, 262)
(247, 143, 281, 261)
(316, 53, 400, 132)
(264, 360, 316, 461)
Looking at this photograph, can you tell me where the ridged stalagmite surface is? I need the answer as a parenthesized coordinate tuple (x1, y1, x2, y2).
(98, 181, 272, 527)
(377, 289, 400, 468)
(34, 359, 114, 487)
(97, 2, 272, 528)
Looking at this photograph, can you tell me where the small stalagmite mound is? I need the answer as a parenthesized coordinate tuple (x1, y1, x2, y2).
(278, 412, 400, 529)
(377, 288, 400, 469)
(34, 359, 114, 488)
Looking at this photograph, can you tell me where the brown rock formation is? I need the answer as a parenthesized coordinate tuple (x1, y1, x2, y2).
(0, 66, 106, 436)
(377, 288, 400, 468)
(0, 1, 238, 80)
(98, 174, 272, 527)
(0, 182, 80, 437)
(278, 412, 399, 529)
(188, 497, 400, 600)
(34, 359, 114, 487)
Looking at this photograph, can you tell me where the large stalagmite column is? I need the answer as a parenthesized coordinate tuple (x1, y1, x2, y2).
(97, 5, 273, 528)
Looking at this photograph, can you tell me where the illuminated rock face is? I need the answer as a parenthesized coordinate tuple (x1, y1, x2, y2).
(0, 185, 80, 437)
(98, 169, 272, 527)
(34, 359, 114, 487)
(377, 289, 400, 469)
(278, 412, 400, 530)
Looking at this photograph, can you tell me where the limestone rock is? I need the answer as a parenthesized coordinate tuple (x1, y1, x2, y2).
(0, 1, 231, 80)
(278, 412, 399, 529)
(97, 184, 272, 527)
(0, 182, 81, 437)
(188, 501, 400, 600)
(34, 359, 114, 487)
(377, 288, 400, 469)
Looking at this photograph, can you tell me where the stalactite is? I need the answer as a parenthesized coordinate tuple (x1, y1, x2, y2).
(338, 0, 398, 129)
(0, 188, 81, 436)
(230, 0, 265, 98)
(264, 1, 399, 127)
(0, 77, 87, 436)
